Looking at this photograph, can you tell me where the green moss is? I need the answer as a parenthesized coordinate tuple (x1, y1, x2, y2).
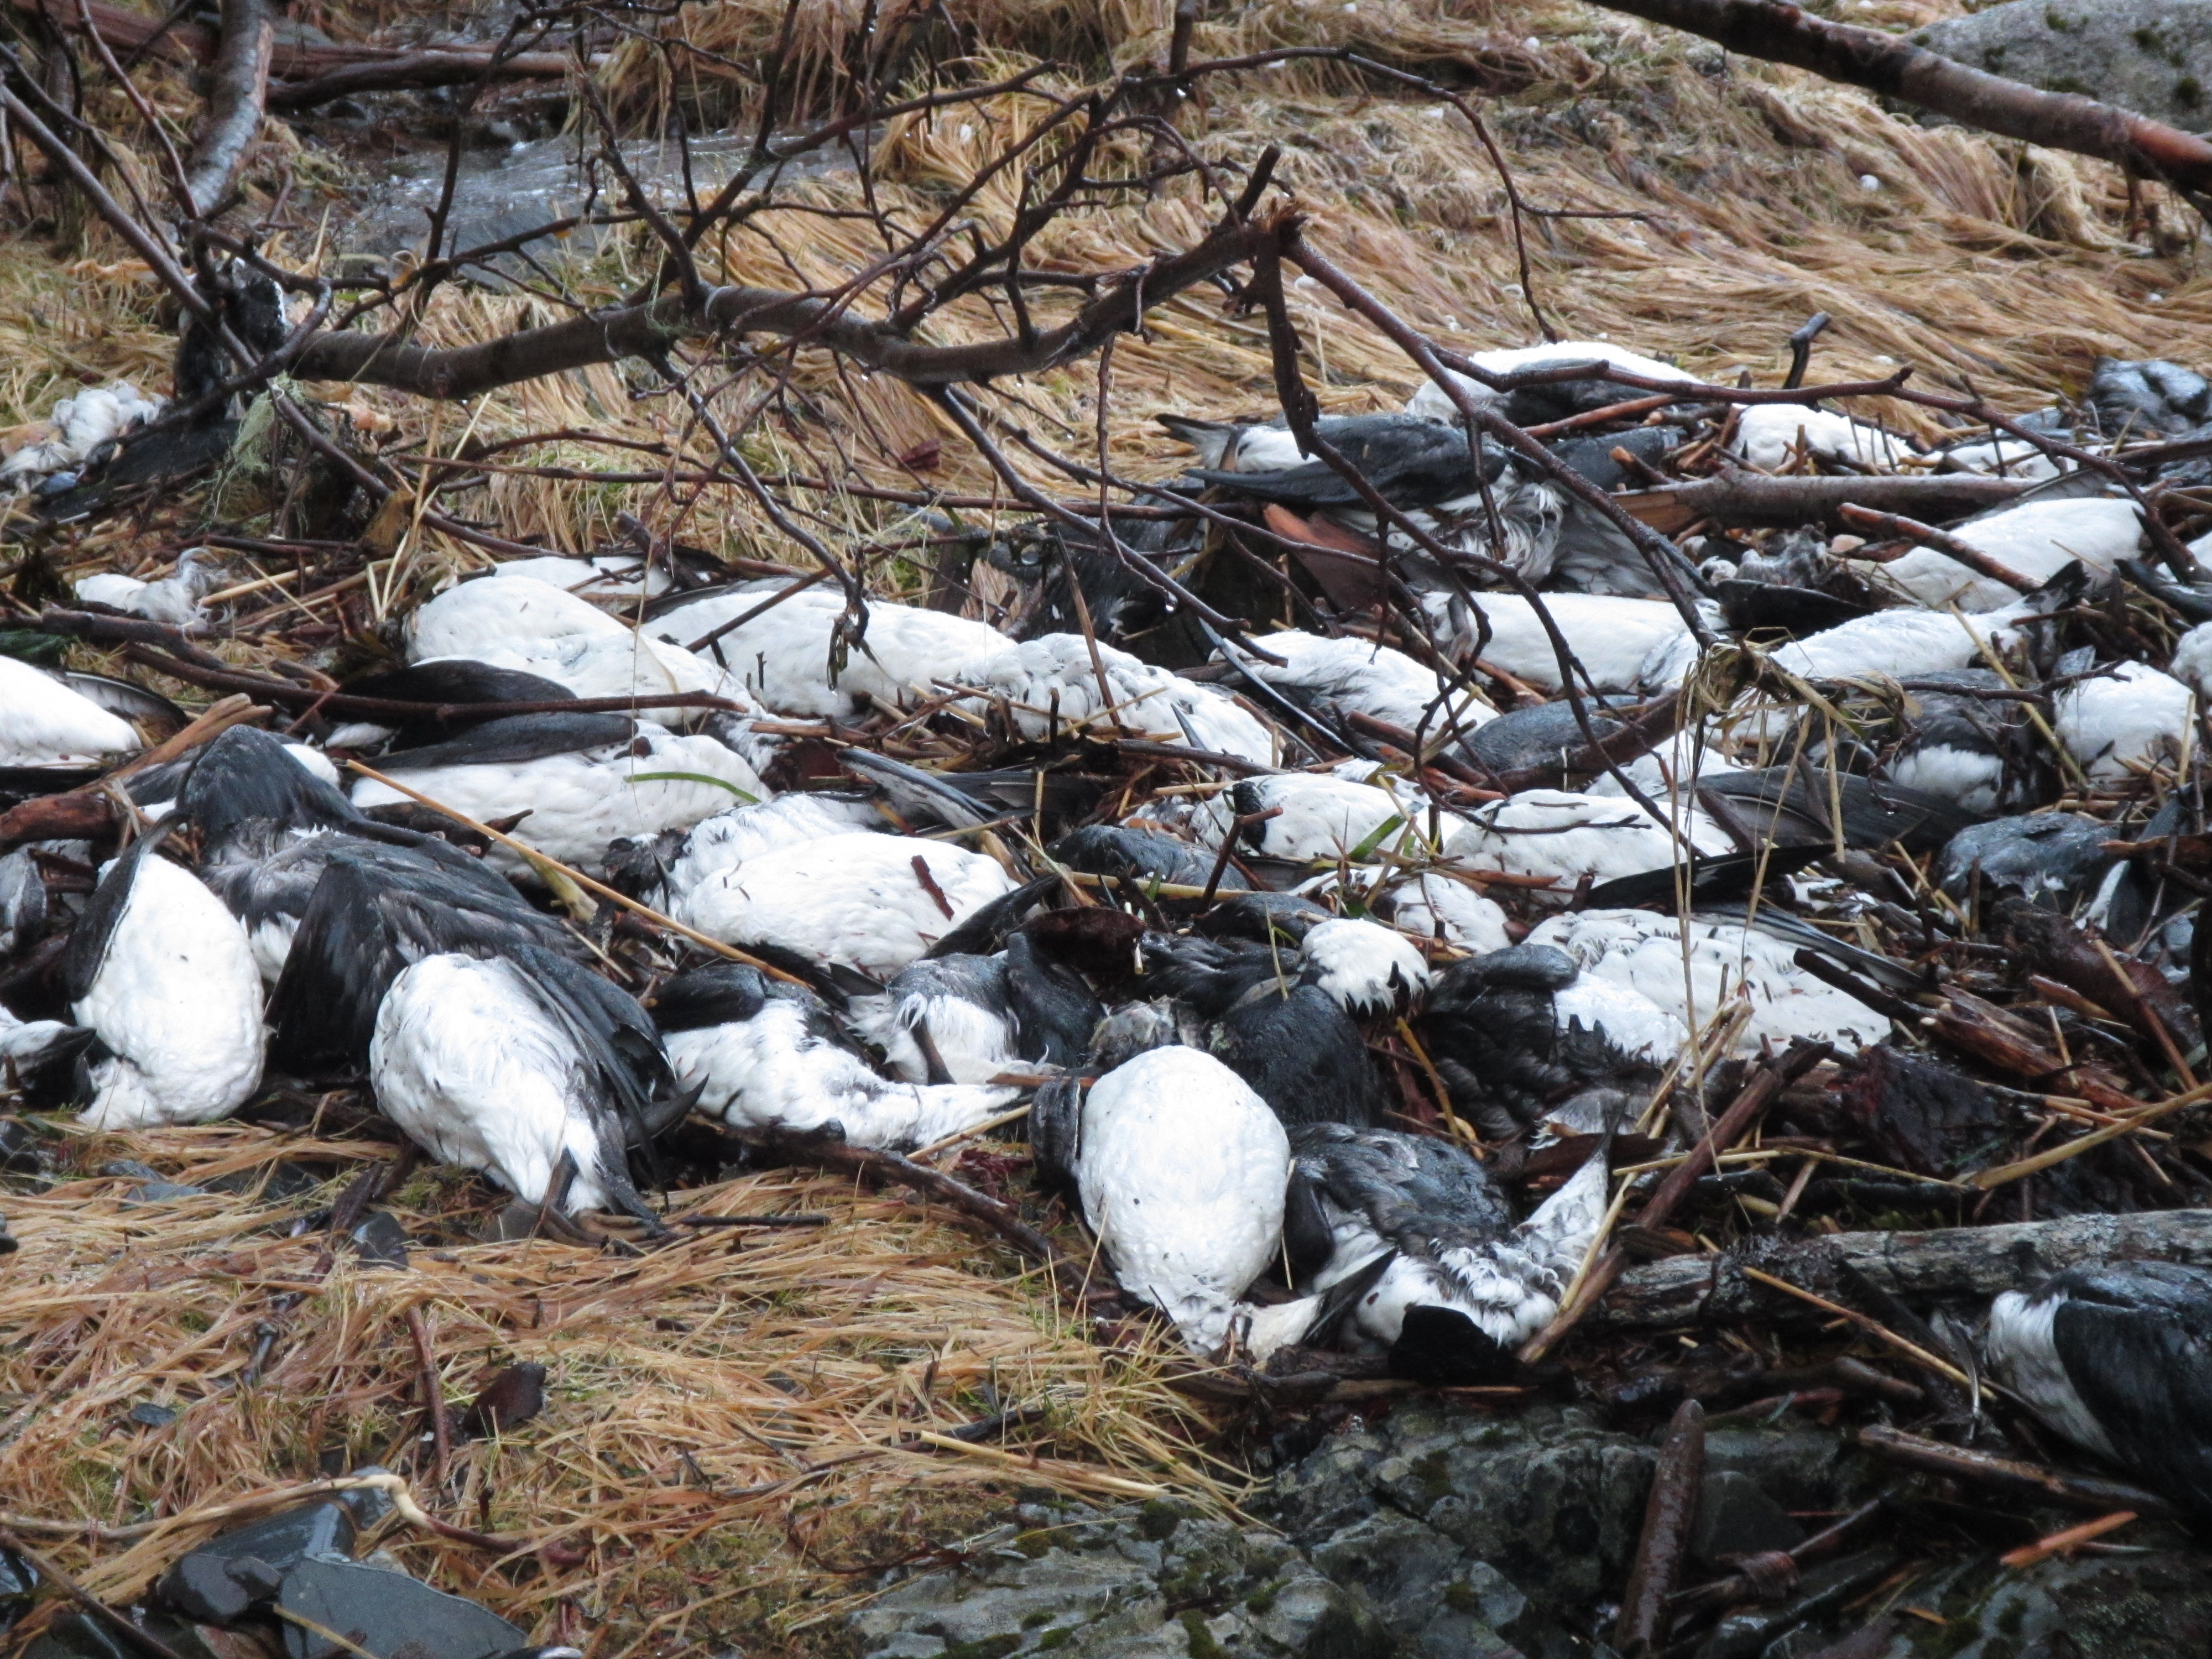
(2179, 77, 2204, 107)
(1244, 1582, 1280, 1615)
(1443, 1580, 1481, 1614)
(1411, 1449, 1455, 1504)
(942, 1638, 1021, 1659)
(1180, 1611, 1228, 1659)
(1021, 1610, 1055, 1629)
(1014, 1530, 1053, 1559)
(1036, 1630, 1071, 1652)
(1138, 1499, 1183, 1542)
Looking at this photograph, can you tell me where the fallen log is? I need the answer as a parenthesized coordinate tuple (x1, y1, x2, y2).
(1617, 469, 2034, 534)
(1590, 1208, 2212, 1329)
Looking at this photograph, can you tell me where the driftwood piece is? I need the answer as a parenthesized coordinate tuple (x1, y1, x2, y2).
(1615, 1399, 1704, 1657)
(1592, 1209, 2212, 1329)
(1584, 0, 2212, 196)
(182, 0, 274, 217)
(1856, 1426, 2174, 1519)
(1617, 469, 2033, 534)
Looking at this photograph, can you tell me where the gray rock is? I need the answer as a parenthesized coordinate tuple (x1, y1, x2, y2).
(1913, 2, 2212, 132)
(1267, 1404, 1655, 1641)
(846, 1498, 1390, 1659)
(1688, 1470, 1803, 1568)
(279, 1557, 525, 1659)
(1305, 1510, 1524, 1658)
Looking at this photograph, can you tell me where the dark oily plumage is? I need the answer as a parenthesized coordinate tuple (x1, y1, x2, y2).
(1207, 979, 1384, 1129)
(1050, 823, 1233, 890)
(137, 723, 359, 843)
(1696, 765, 1984, 855)
(2088, 357, 2212, 439)
(342, 660, 578, 742)
(987, 513, 1194, 644)
(1194, 890, 1331, 945)
(1547, 425, 1684, 492)
(1003, 932, 1103, 1070)
(1465, 701, 1625, 780)
(1415, 944, 1643, 1139)
(1986, 1261, 2212, 1525)
(1186, 414, 1516, 509)
(1939, 812, 2114, 901)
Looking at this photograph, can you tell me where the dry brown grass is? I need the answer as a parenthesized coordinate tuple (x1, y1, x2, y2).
(4, 0, 2212, 1648)
(0, 1122, 1219, 1654)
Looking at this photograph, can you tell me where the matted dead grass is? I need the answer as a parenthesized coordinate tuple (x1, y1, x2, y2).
(0, 1120, 1219, 1654)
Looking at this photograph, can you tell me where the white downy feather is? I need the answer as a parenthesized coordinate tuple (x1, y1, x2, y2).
(2053, 661, 2194, 784)
(1443, 789, 1731, 886)
(1075, 1046, 1291, 1357)
(1526, 907, 1887, 1055)
(1217, 629, 1496, 736)
(1861, 498, 2143, 613)
(350, 726, 767, 875)
(0, 655, 140, 769)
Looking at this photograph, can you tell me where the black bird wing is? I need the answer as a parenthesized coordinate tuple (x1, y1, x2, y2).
(1208, 982, 1381, 1128)
(1189, 418, 1499, 508)
(503, 943, 681, 1144)
(345, 660, 578, 711)
(1290, 1122, 1512, 1251)
(1050, 825, 1222, 889)
(64, 821, 178, 1001)
(1580, 843, 1829, 911)
(1698, 766, 1983, 855)
(371, 711, 637, 772)
(154, 724, 361, 842)
(267, 846, 576, 1071)
(2052, 1263, 2212, 1522)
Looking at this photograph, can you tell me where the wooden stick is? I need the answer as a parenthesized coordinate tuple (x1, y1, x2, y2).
(404, 1303, 452, 1488)
(1999, 1510, 2137, 1569)
(343, 761, 809, 986)
(1858, 1426, 2171, 1519)
(1614, 1399, 1704, 1657)
(0, 1526, 189, 1659)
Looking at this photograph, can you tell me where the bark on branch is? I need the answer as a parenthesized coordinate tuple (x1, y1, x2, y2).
(182, 0, 274, 217)
(290, 215, 1292, 398)
(1592, 1208, 2212, 1328)
(1587, 0, 2212, 195)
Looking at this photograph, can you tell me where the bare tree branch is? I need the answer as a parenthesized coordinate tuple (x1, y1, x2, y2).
(289, 215, 1289, 398)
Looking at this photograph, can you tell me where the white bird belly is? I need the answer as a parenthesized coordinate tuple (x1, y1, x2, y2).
(74, 858, 263, 1128)
(370, 954, 612, 1211)
(675, 834, 1016, 982)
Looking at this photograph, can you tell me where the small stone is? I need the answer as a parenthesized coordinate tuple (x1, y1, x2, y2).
(128, 1402, 179, 1429)
(155, 1500, 356, 1624)
(347, 1212, 410, 1270)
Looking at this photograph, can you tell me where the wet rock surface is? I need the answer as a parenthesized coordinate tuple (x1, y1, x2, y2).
(846, 1496, 1391, 1659)
(849, 1404, 2212, 1659)
(1915, 2, 2212, 132)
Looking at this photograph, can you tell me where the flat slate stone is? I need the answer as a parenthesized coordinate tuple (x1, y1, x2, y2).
(279, 1558, 526, 1659)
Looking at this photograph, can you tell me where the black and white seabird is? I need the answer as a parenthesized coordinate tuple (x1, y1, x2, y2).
(0, 653, 142, 773)
(1287, 1124, 1614, 1377)
(1985, 1261, 2212, 1525)
(369, 943, 681, 1224)
(654, 962, 1016, 1147)
(1032, 1044, 1297, 1358)
(65, 827, 264, 1128)
(347, 711, 766, 875)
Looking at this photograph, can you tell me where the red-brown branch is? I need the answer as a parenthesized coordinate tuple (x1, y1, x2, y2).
(1588, 0, 2212, 196)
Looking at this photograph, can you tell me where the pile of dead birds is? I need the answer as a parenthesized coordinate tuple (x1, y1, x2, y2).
(12, 324, 2212, 1652)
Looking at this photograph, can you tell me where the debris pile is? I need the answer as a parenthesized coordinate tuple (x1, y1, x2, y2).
(8, 316, 2212, 1651)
